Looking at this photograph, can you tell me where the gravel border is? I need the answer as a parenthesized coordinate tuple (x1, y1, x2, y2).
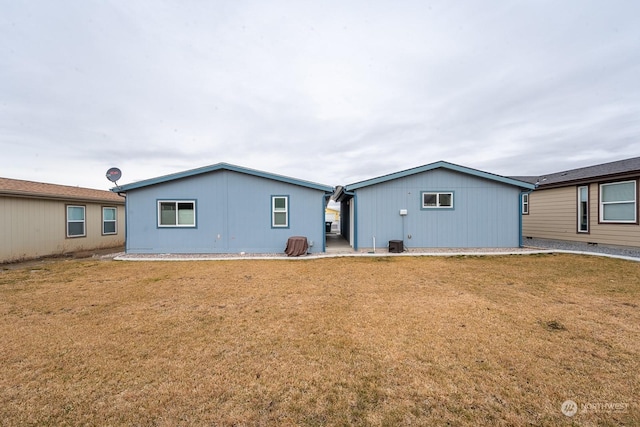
(113, 241, 638, 262)
(523, 237, 640, 260)
(108, 236, 640, 262)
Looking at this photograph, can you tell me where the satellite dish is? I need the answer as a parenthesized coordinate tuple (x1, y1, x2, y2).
(106, 167, 122, 184)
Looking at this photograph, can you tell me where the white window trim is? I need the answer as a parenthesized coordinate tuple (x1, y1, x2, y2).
(577, 186, 588, 233)
(272, 195, 289, 228)
(522, 193, 529, 215)
(102, 206, 117, 235)
(421, 191, 454, 209)
(599, 180, 637, 223)
(157, 200, 196, 227)
(66, 205, 86, 238)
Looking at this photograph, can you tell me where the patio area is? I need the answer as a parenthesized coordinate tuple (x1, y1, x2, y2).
(325, 232, 352, 253)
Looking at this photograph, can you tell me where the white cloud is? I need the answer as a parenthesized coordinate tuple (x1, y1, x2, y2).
(1, 0, 639, 189)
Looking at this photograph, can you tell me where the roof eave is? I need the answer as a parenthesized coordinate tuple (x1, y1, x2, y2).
(116, 163, 333, 193)
(1, 190, 125, 204)
(332, 186, 352, 203)
(536, 170, 640, 189)
(345, 161, 535, 191)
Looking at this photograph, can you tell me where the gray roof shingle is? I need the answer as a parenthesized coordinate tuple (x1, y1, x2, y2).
(511, 157, 640, 188)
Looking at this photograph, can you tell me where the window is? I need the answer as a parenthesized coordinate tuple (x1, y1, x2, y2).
(272, 196, 289, 228)
(599, 181, 637, 223)
(103, 207, 117, 235)
(522, 193, 529, 215)
(158, 201, 196, 227)
(67, 205, 86, 237)
(421, 192, 454, 209)
(577, 186, 588, 232)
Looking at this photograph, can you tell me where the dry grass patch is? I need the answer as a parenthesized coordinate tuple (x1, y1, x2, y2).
(1, 254, 639, 425)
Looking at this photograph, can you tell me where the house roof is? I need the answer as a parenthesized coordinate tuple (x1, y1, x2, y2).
(508, 176, 538, 185)
(339, 161, 535, 196)
(0, 177, 124, 203)
(114, 162, 334, 193)
(522, 156, 640, 188)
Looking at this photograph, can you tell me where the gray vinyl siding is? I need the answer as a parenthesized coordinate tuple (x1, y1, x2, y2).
(355, 169, 522, 249)
(125, 169, 326, 254)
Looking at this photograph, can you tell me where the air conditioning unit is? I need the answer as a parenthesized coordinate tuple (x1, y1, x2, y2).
(389, 240, 403, 253)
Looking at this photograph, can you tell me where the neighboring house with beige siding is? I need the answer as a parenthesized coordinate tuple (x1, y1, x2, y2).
(516, 157, 640, 249)
(1, 177, 125, 263)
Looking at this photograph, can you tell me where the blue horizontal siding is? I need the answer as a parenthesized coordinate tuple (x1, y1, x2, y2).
(355, 169, 522, 248)
(125, 169, 327, 254)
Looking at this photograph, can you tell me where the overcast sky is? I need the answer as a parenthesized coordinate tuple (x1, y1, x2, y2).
(1, 1, 639, 191)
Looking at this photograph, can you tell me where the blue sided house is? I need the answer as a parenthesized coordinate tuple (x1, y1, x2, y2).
(334, 161, 536, 251)
(114, 163, 334, 254)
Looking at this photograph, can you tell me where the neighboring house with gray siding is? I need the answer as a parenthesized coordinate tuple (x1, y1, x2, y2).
(0, 177, 125, 263)
(334, 161, 535, 251)
(114, 163, 334, 254)
(517, 157, 640, 248)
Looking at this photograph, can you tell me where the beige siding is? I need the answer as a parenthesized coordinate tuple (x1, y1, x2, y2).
(523, 187, 576, 239)
(523, 182, 640, 248)
(1, 197, 125, 263)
